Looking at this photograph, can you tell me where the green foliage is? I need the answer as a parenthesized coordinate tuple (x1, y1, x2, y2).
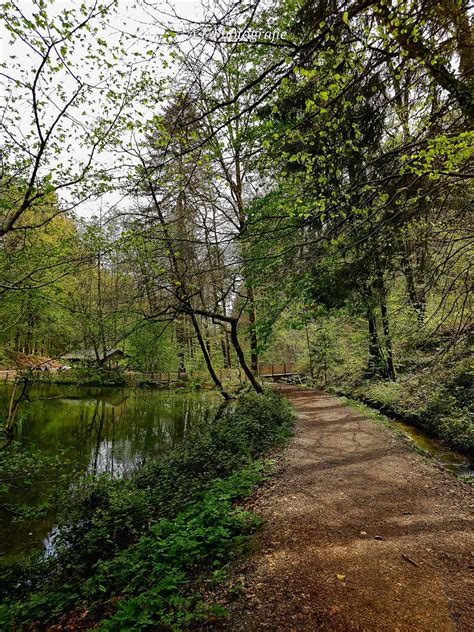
(352, 367, 473, 453)
(90, 468, 264, 630)
(0, 208, 79, 359)
(295, 295, 473, 454)
(127, 322, 178, 372)
(50, 367, 128, 387)
(0, 391, 294, 629)
(420, 383, 473, 453)
(0, 442, 73, 524)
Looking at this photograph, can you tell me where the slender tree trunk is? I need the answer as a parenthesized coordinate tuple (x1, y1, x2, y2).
(233, 142, 260, 376)
(380, 296, 396, 381)
(305, 323, 315, 380)
(188, 318, 195, 360)
(367, 308, 381, 375)
(230, 320, 263, 394)
(247, 285, 259, 373)
(401, 257, 426, 326)
(221, 336, 229, 368)
(189, 312, 232, 399)
(96, 232, 107, 363)
(225, 333, 232, 369)
(203, 318, 212, 355)
(175, 317, 187, 373)
(376, 270, 396, 381)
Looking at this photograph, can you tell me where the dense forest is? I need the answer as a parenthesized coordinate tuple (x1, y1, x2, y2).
(0, 0, 472, 629)
(1, 0, 472, 447)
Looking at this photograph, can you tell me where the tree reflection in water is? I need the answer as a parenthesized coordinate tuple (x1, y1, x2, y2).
(0, 385, 217, 558)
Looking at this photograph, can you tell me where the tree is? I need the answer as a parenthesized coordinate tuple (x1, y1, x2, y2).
(0, 0, 138, 239)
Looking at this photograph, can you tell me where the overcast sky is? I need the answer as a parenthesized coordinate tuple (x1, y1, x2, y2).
(0, 0, 214, 219)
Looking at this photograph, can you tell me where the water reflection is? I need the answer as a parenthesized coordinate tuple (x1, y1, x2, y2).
(0, 385, 217, 558)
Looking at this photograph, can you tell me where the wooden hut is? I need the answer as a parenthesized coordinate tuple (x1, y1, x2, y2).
(61, 348, 126, 367)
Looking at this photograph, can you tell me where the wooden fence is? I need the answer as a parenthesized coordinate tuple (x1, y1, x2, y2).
(0, 364, 301, 385)
(257, 363, 297, 377)
(0, 369, 62, 382)
(0, 371, 16, 382)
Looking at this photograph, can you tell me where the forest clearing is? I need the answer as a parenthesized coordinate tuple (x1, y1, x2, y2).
(0, 0, 472, 629)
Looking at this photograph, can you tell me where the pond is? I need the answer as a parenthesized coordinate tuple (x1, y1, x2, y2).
(0, 384, 218, 560)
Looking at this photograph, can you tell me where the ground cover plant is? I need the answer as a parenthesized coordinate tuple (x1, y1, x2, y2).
(0, 390, 293, 630)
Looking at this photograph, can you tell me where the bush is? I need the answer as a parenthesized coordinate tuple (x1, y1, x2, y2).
(50, 367, 128, 387)
(352, 373, 473, 454)
(421, 390, 473, 453)
(0, 390, 294, 630)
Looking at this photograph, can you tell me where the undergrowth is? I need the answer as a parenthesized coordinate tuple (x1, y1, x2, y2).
(0, 390, 294, 630)
(349, 373, 473, 454)
(47, 366, 129, 387)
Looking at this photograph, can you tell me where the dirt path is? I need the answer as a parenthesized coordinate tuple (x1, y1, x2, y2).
(223, 386, 473, 631)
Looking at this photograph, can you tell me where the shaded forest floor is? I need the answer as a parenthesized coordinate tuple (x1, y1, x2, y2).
(218, 385, 473, 631)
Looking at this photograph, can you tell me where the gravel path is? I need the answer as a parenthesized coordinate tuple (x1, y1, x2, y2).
(222, 386, 473, 631)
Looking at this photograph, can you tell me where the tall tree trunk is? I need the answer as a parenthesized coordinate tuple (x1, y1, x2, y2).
(401, 258, 426, 326)
(175, 317, 187, 373)
(203, 318, 212, 355)
(230, 320, 263, 394)
(377, 271, 396, 381)
(96, 224, 107, 364)
(233, 141, 260, 376)
(305, 323, 315, 380)
(225, 333, 232, 369)
(221, 334, 231, 368)
(189, 312, 232, 399)
(380, 297, 396, 381)
(247, 285, 259, 373)
(367, 307, 382, 376)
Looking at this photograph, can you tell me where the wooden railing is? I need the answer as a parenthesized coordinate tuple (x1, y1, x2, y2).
(131, 366, 299, 381)
(0, 364, 301, 384)
(0, 370, 16, 382)
(129, 368, 253, 383)
(257, 363, 297, 376)
(0, 369, 62, 382)
(128, 371, 188, 384)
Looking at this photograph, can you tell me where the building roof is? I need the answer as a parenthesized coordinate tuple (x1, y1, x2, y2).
(61, 348, 125, 361)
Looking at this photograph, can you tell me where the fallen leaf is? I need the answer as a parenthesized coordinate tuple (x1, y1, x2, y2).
(336, 574, 346, 581)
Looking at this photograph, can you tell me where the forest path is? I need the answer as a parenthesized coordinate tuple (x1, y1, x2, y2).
(223, 386, 473, 631)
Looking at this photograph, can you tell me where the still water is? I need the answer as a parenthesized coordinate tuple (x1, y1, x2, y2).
(391, 418, 473, 477)
(0, 385, 217, 559)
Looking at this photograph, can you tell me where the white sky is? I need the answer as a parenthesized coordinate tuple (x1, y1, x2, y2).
(0, 0, 213, 219)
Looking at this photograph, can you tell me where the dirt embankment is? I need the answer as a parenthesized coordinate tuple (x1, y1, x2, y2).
(222, 386, 473, 631)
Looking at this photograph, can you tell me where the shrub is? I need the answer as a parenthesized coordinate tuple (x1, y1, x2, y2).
(0, 390, 294, 630)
